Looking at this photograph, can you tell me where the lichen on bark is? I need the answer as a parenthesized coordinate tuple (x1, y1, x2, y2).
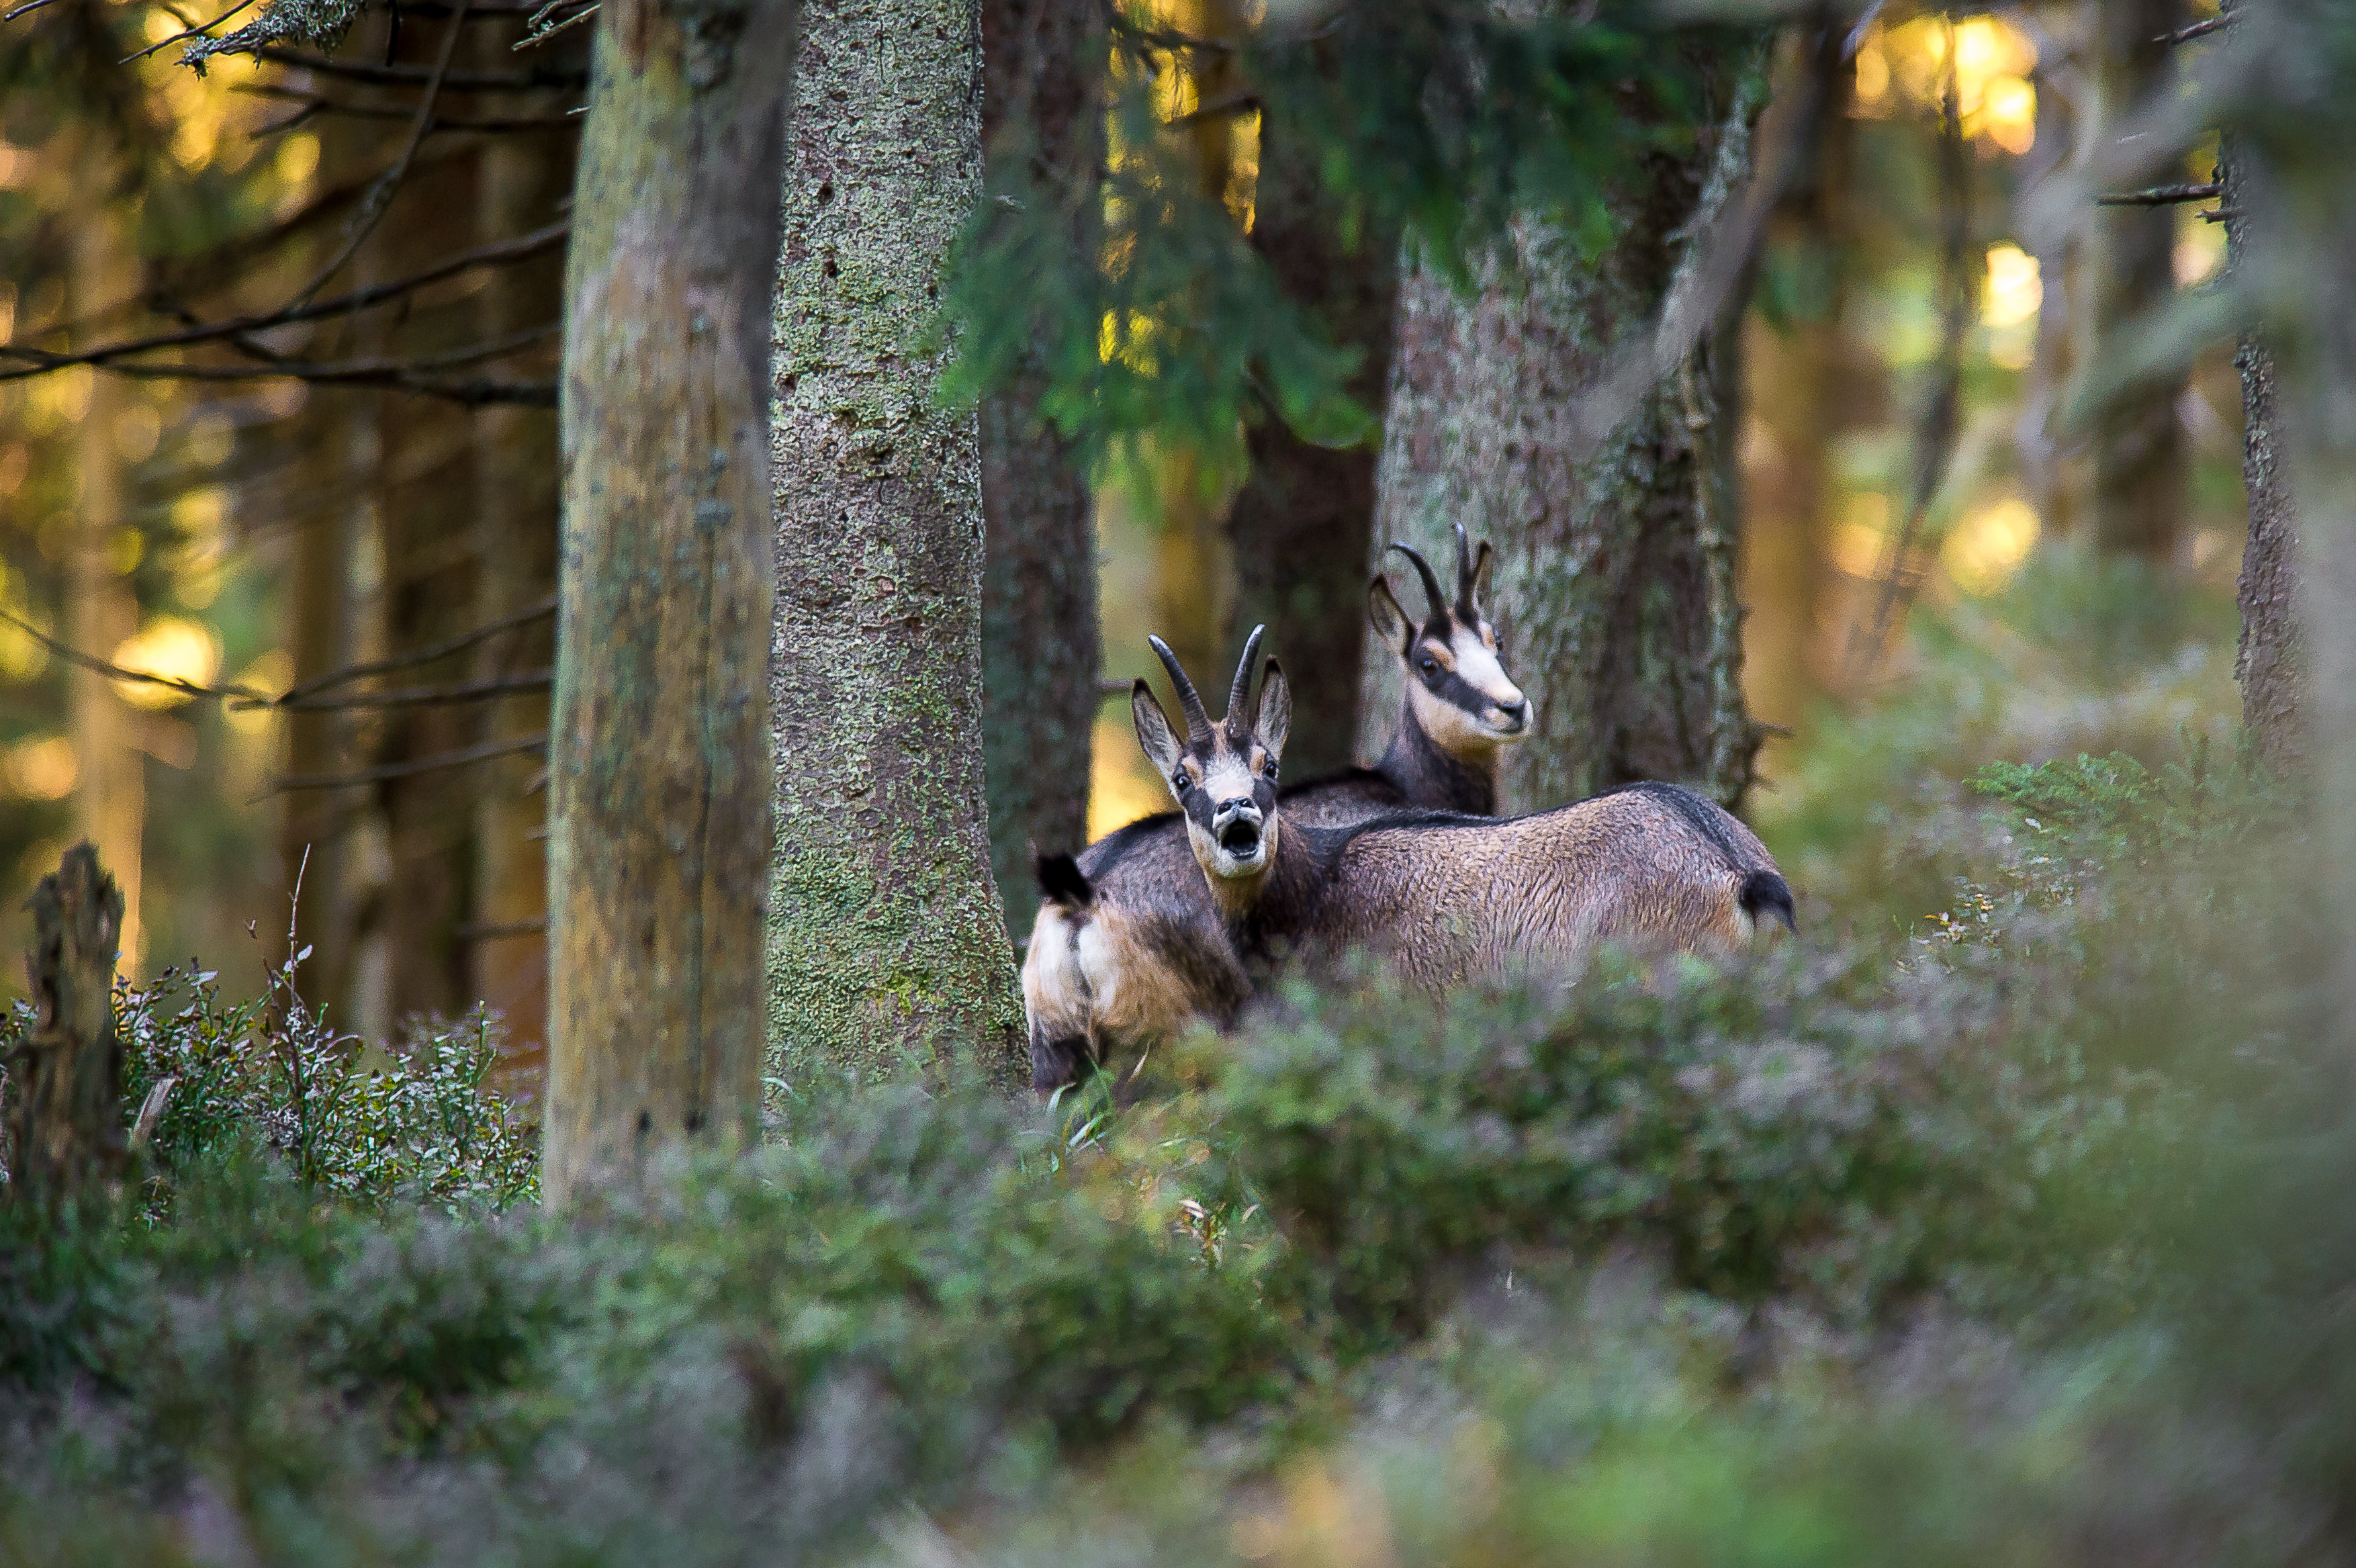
(768, 0, 1025, 1090)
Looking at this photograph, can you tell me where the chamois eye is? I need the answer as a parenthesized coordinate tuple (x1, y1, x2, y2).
(1418, 654, 1441, 678)
(1261, 757, 1278, 780)
(1171, 770, 1189, 793)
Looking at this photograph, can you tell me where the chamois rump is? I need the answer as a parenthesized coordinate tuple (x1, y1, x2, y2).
(1022, 531, 1533, 1097)
(1026, 631, 1793, 1096)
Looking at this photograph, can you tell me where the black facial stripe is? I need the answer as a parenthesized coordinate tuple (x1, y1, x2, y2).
(1422, 665, 1499, 717)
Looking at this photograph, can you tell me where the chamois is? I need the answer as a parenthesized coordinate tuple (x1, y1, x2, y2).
(1282, 522, 1529, 826)
(1125, 635, 1795, 994)
(1023, 525, 1528, 1097)
(1024, 629, 1792, 1097)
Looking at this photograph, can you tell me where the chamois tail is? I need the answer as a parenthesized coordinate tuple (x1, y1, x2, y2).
(1737, 868, 1796, 934)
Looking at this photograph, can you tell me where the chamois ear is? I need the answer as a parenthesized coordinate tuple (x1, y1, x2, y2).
(1367, 573, 1412, 654)
(1469, 540, 1496, 613)
(1036, 851, 1095, 909)
(1255, 659, 1292, 761)
(1132, 678, 1185, 780)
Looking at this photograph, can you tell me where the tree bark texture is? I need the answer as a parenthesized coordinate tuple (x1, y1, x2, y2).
(2089, 0, 2188, 560)
(979, 0, 1103, 935)
(5, 844, 126, 1209)
(2221, 132, 2303, 772)
(1367, 64, 1764, 815)
(1223, 95, 1398, 779)
(768, 0, 1024, 1089)
(546, 0, 793, 1202)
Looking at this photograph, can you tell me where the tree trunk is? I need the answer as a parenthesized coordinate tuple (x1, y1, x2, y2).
(69, 174, 144, 978)
(1740, 27, 1852, 748)
(1368, 62, 1763, 815)
(2089, 0, 2189, 560)
(5, 845, 126, 1209)
(766, 0, 1024, 1090)
(545, 0, 794, 1202)
(1222, 89, 1398, 779)
(2221, 132, 2303, 772)
(979, 0, 1102, 935)
(469, 57, 565, 1061)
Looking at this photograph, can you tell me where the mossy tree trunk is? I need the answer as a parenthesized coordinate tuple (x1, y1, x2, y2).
(768, 0, 1025, 1089)
(1368, 58, 1763, 815)
(545, 0, 795, 1202)
(2220, 130, 2303, 772)
(979, 0, 1102, 935)
(1223, 86, 1399, 779)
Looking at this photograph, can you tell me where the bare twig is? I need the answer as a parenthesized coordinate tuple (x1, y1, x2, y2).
(236, 82, 584, 133)
(0, 605, 274, 704)
(287, 0, 477, 310)
(2096, 181, 2221, 206)
(2158, 13, 2236, 44)
(255, 45, 586, 89)
(269, 732, 548, 793)
(279, 594, 555, 700)
(269, 669, 553, 712)
(0, 222, 566, 380)
(121, 0, 259, 61)
(1, 0, 69, 21)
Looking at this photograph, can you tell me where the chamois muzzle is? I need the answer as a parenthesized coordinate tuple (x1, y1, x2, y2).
(1494, 697, 1531, 735)
(1213, 797, 1263, 860)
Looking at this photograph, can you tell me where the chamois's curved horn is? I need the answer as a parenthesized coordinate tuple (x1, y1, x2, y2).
(1149, 635, 1213, 743)
(1387, 541, 1447, 622)
(1228, 624, 1266, 731)
(1453, 520, 1479, 618)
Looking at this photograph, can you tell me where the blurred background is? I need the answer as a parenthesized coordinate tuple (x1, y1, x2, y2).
(0, 0, 2245, 1056)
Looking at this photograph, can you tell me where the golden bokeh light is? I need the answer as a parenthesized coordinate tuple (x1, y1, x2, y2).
(1944, 497, 2041, 594)
(110, 616, 222, 709)
(5, 736, 78, 801)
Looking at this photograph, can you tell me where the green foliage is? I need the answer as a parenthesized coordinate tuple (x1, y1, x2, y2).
(2, 953, 537, 1221)
(9, 695, 2356, 1561)
(1197, 948, 2087, 1350)
(944, 7, 1732, 481)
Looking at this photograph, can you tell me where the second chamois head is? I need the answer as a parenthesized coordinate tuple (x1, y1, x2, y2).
(1371, 521, 1531, 753)
(1133, 625, 1292, 883)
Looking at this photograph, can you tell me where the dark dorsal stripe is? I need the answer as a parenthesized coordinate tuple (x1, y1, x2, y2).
(1590, 780, 1750, 870)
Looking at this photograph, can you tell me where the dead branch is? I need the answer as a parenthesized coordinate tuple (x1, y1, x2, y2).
(255, 44, 587, 89)
(270, 731, 547, 793)
(0, 222, 566, 381)
(2159, 13, 2236, 44)
(271, 670, 553, 711)
(279, 594, 555, 700)
(288, 0, 477, 309)
(2097, 181, 2222, 206)
(236, 81, 583, 132)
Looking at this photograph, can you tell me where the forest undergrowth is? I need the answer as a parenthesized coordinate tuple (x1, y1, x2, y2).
(5, 550, 2354, 1567)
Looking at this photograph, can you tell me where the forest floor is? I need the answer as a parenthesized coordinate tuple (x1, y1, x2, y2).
(7, 546, 2349, 1568)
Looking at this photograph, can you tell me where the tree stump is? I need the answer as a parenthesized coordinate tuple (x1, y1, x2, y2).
(5, 843, 127, 1209)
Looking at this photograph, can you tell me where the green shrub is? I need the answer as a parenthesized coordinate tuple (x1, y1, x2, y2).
(1195, 946, 2079, 1348)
